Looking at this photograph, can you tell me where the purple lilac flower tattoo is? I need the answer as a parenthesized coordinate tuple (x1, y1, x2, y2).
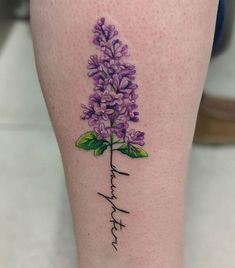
(75, 17, 148, 251)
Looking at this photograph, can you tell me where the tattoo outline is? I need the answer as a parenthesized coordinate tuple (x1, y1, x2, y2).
(75, 17, 148, 251)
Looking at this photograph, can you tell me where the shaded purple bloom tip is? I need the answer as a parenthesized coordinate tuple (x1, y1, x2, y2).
(81, 17, 145, 145)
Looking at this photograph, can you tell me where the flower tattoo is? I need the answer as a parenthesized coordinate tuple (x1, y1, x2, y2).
(75, 17, 148, 251)
(76, 17, 148, 158)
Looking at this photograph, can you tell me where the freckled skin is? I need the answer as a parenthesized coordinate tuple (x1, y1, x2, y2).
(30, 1, 218, 268)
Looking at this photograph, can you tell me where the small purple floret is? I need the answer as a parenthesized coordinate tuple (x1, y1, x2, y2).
(127, 129, 145, 146)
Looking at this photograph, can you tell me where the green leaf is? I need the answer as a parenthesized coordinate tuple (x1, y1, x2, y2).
(117, 143, 148, 158)
(94, 143, 109, 156)
(75, 131, 109, 151)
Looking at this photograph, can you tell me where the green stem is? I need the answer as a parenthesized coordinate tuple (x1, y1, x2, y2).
(112, 140, 125, 145)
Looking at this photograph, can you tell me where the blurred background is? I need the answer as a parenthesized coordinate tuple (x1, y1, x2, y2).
(0, 1, 234, 267)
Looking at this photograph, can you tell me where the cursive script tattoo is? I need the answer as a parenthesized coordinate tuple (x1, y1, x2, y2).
(75, 17, 148, 251)
(98, 162, 130, 251)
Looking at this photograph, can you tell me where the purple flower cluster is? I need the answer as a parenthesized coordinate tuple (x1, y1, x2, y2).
(81, 17, 145, 147)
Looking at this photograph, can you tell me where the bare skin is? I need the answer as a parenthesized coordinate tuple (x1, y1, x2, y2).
(30, 1, 218, 267)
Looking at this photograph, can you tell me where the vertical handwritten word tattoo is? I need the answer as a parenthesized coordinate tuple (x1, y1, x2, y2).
(75, 17, 148, 251)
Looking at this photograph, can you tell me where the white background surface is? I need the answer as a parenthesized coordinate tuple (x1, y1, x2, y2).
(0, 22, 234, 268)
